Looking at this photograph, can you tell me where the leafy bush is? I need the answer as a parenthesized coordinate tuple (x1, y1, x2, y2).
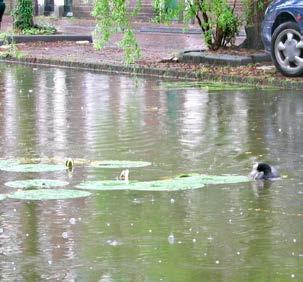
(92, 0, 240, 63)
(153, 0, 240, 50)
(0, 35, 23, 59)
(12, 0, 34, 31)
(20, 24, 57, 35)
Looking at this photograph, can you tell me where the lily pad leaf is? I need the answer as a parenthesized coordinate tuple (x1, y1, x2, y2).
(175, 174, 250, 184)
(76, 174, 249, 191)
(76, 178, 204, 191)
(76, 180, 136, 191)
(1, 163, 65, 172)
(8, 189, 91, 201)
(5, 179, 69, 189)
(0, 194, 7, 201)
(0, 159, 20, 169)
(90, 160, 151, 169)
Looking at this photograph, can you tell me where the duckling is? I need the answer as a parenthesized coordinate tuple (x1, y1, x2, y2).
(119, 169, 129, 181)
(250, 162, 279, 180)
(65, 158, 74, 172)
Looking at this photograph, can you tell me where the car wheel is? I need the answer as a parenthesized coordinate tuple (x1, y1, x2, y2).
(271, 21, 303, 77)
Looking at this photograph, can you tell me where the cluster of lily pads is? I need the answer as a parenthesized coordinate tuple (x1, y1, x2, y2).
(0, 158, 250, 201)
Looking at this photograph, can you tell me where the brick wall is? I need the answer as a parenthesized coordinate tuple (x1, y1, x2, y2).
(4, 0, 243, 19)
(72, 0, 92, 17)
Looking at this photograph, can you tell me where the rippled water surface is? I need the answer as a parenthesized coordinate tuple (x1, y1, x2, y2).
(0, 64, 302, 281)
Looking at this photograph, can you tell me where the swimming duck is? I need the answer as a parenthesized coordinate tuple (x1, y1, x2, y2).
(250, 162, 279, 180)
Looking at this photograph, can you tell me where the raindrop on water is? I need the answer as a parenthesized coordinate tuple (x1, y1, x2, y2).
(168, 234, 175, 245)
(192, 238, 196, 243)
(291, 274, 295, 279)
(62, 232, 68, 239)
(106, 239, 119, 246)
(293, 239, 297, 243)
(215, 260, 220, 264)
(170, 198, 175, 204)
(48, 260, 52, 265)
(69, 218, 76, 225)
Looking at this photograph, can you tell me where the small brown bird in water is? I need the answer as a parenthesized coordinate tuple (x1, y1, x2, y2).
(119, 169, 129, 181)
(65, 158, 74, 172)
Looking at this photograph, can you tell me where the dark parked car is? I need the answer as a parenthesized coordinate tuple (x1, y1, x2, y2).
(261, 0, 303, 76)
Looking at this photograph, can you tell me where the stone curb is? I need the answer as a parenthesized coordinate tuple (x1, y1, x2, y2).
(0, 35, 93, 46)
(1, 56, 303, 90)
(140, 26, 202, 34)
(178, 50, 271, 66)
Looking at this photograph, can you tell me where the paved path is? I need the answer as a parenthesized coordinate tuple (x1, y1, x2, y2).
(1, 15, 245, 59)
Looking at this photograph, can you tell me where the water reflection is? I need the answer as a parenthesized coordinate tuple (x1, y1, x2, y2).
(0, 63, 302, 281)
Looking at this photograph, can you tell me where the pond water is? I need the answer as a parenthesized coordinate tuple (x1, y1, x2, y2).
(0, 64, 302, 281)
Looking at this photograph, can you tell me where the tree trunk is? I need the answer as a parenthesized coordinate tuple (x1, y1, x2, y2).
(241, 0, 270, 50)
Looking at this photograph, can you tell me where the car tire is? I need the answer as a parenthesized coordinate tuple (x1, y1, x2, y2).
(271, 21, 303, 77)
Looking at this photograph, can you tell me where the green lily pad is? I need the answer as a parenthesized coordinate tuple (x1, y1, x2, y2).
(76, 178, 204, 191)
(76, 180, 136, 191)
(0, 159, 20, 169)
(5, 179, 69, 189)
(76, 174, 250, 191)
(175, 174, 250, 184)
(1, 163, 65, 172)
(0, 194, 7, 201)
(8, 189, 91, 201)
(90, 160, 151, 168)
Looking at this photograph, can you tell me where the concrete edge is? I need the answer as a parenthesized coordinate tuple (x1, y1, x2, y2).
(178, 50, 271, 66)
(0, 35, 93, 46)
(140, 26, 202, 34)
(1, 57, 303, 90)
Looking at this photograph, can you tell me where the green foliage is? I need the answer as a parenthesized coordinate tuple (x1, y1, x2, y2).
(92, 0, 240, 61)
(12, 0, 34, 31)
(20, 24, 57, 35)
(92, 0, 141, 64)
(76, 174, 249, 191)
(0, 34, 23, 59)
(8, 189, 91, 201)
(5, 179, 69, 189)
(0, 163, 65, 172)
(154, 0, 240, 50)
(242, 0, 267, 25)
(152, 0, 180, 23)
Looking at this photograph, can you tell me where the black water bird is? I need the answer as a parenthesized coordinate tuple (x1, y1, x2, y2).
(250, 162, 279, 180)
